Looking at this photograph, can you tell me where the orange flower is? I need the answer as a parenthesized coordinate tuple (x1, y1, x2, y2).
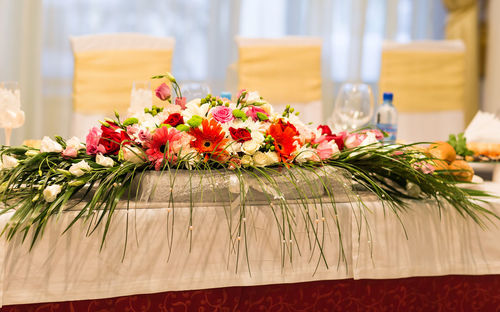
(268, 121, 299, 162)
(189, 119, 229, 162)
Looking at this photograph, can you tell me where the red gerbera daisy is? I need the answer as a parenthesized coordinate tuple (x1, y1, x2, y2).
(189, 119, 229, 162)
(145, 127, 183, 170)
(268, 122, 299, 162)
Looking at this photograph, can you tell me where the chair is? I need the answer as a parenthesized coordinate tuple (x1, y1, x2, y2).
(70, 33, 175, 138)
(378, 40, 466, 142)
(233, 37, 323, 124)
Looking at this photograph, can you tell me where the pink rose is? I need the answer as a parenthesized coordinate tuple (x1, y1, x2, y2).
(344, 133, 364, 149)
(245, 106, 269, 122)
(86, 126, 106, 155)
(155, 83, 171, 101)
(138, 129, 152, 142)
(316, 141, 339, 160)
(126, 125, 139, 137)
(211, 106, 234, 123)
(62, 146, 78, 158)
(361, 129, 384, 141)
(175, 97, 187, 110)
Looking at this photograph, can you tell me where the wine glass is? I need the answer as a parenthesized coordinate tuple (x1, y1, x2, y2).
(129, 81, 152, 115)
(330, 83, 374, 131)
(179, 81, 211, 101)
(0, 81, 25, 146)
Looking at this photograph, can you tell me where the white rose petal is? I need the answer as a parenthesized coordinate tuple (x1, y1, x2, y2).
(69, 160, 91, 177)
(246, 91, 261, 104)
(1, 155, 18, 169)
(265, 151, 279, 164)
(123, 146, 145, 164)
(40, 136, 63, 153)
(66, 136, 85, 151)
(96, 154, 114, 167)
(241, 140, 261, 155)
(240, 154, 254, 167)
(253, 152, 268, 167)
(43, 184, 62, 203)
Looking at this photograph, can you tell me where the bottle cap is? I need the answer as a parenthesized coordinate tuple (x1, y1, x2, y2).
(383, 92, 393, 101)
(220, 92, 231, 100)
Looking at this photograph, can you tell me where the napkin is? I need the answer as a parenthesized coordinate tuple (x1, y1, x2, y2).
(464, 111, 500, 142)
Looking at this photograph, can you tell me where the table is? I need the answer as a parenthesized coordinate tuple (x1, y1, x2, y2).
(0, 183, 499, 310)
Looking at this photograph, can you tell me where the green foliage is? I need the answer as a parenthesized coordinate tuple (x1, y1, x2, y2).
(0, 140, 495, 271)
(448, 133, 474, 157)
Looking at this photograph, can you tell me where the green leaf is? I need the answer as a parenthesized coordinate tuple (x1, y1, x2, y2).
(256, 112, 269, 121)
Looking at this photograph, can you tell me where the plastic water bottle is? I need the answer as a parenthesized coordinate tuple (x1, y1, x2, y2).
(376, 92, 398, 143)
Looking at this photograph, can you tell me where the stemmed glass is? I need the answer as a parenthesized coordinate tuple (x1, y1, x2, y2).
(129, 81, 152, 115)
(0, 82, 25, 146)
(329, 83, 374, 132)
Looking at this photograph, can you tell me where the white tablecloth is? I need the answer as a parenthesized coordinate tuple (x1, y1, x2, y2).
(0, 183, 499, 306)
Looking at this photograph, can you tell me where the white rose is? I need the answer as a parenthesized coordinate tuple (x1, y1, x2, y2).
(240, 154, 253, 167)
(69, 160, 91, 177)
(251, 131, 265, 145)
(40, 136, 63, 153)
(123, 146, 146, 164)
(227, 142, 242, 154)
(246, 91, 261, 104)
(66, 136, 85, 151)
(265, 151, 279, 164)
(96, 154, 114, 167)
(43, 184, 62, 203)
(1, 155, 18, 169)
(253, 151, 277, 167)
(241, 140, 261, 155)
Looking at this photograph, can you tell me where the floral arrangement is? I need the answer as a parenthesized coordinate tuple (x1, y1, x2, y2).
(0, 73, 495, 268)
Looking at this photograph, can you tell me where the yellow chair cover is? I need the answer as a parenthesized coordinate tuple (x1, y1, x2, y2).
(379, 42, 466, 113)
(71, 34, 174, 115)
(236, 37, 322, 104)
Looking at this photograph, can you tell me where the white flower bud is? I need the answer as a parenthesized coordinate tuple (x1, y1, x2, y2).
(69, 160, 91, 177)
(96, 154, 114, 167)
(43, 184, 62, 203)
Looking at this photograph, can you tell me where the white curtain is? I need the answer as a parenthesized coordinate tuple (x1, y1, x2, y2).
(0, 0, 43, 145)
(0, 0, 446, 143)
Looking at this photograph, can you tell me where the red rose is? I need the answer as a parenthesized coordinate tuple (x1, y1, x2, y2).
(98, 122, 130, 155)
(163, 113, 184, 127)
(229, 127, 252, 143)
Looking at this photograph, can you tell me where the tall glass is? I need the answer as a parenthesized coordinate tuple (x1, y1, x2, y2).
(129, 81, 152, 115)
(0, 82, 25, 146)
(330, 83, 374, 131)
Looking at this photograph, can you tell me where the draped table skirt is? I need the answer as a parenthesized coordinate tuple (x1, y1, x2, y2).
(0, 183, 498, 310)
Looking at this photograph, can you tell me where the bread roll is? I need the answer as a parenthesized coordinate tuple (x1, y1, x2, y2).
(428, 141, 456, 163)
(448, 160, 474, 182)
